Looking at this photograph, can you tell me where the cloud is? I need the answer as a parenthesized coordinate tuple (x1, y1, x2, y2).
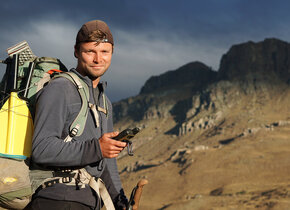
(103, 28, 226, 102)
(26, 20, 77, 68)
(0, 19, 78, 86)
(20, 21, 75, 64)
(2, 0, 290, 102)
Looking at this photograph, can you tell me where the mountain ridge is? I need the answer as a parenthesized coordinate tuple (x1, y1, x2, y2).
(113, 38, 290, 209)
(113, 38, 290, 127)
(140, 61, 217, 94)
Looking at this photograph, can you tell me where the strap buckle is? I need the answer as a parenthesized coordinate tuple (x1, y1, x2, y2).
(62, 176, 73, 183)
(69, 126, 79, 137)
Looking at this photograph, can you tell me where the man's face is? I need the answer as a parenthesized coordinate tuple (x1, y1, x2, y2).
(75, 42, 113, 82)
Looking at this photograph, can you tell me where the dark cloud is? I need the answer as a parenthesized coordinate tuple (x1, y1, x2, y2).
(1, 0, 290, 101)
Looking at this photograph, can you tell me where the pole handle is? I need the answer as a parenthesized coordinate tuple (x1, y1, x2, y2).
(132, 179, 148, 210)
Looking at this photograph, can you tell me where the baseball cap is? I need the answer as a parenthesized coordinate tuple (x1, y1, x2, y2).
(75, 20, 114, 45)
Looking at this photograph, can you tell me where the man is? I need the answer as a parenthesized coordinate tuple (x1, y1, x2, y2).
(25, 20, 128, 210)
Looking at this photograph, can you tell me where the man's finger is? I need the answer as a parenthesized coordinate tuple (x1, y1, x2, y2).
(115, 141, 127, 148)
(109, 138, 127, 147)
(110, 144, 125, 151)
(104, 131, 119, 138)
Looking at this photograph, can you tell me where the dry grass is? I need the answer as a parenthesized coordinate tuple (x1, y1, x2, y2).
(117, 86, 290, 209)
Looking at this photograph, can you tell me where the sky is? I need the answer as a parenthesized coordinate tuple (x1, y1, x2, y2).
(1, 0, 290, 102)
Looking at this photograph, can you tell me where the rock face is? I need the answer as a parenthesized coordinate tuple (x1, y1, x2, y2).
(218, 38, 290, 83)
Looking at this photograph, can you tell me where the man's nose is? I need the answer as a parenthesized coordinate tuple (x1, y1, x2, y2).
(93, 53, 101, 63)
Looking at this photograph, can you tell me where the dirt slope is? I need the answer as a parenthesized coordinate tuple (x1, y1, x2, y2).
(116, 84, 290, 210)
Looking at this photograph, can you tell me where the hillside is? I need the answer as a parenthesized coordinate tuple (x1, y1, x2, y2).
(113, 38, 290, 209)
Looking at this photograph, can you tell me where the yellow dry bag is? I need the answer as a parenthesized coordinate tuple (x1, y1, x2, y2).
(0, 92, 33, 159)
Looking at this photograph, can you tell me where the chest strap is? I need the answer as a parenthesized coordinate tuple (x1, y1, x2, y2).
(55, 72, 107, 142)
(55, 72, 89, 142)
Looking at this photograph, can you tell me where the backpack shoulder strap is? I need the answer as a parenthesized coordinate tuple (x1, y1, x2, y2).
(54, 72, 90, 142)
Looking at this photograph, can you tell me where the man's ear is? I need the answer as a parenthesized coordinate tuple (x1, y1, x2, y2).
(74, 45, 78, 58)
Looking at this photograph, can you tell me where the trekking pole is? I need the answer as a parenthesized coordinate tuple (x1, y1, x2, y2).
(127, 179, 148, 210)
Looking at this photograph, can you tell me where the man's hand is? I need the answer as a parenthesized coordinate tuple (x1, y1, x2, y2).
(99, 132, 127, 158)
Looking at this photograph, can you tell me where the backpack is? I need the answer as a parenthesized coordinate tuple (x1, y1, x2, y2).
(0, 41, 103, 209)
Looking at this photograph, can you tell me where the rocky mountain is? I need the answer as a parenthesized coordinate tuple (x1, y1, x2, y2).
(139, 61, 217, 94)
(113, 38, 290, 209)
(113, 61, 217, 123)
(218, 38, 290, 83)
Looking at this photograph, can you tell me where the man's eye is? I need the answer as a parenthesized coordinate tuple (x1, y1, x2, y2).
(83, 49, 95, 54)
